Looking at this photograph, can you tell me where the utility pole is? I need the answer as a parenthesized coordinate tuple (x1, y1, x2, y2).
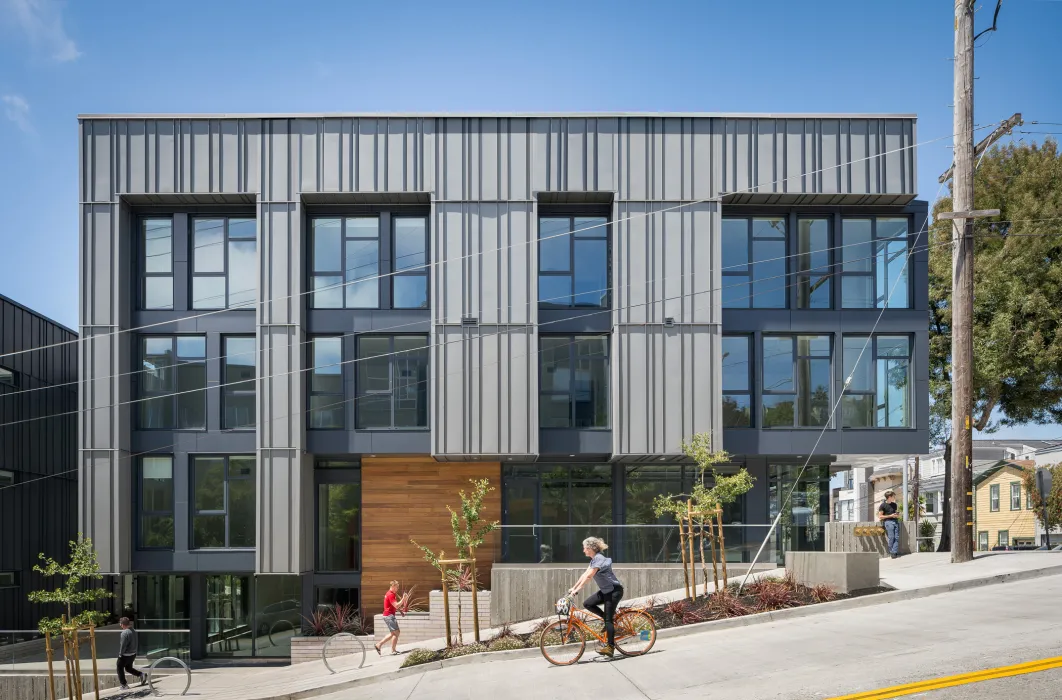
(949, 0, 977, 564)
(912, 456, 920, 552)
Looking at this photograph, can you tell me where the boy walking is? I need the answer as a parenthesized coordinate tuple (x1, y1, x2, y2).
(117, 617, 146, 689)
(374, 581, 403, 656)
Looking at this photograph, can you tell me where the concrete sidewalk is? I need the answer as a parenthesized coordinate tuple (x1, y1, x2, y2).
(91, 552, 1062, 700)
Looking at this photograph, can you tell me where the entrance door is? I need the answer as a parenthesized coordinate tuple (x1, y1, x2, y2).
(768, 464, 831, 564)
(205, 575, 252, 657)
(502, 478, 539, 562)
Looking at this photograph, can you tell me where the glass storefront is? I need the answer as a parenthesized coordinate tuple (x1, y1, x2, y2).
(206, 575, 253, 657)
(204, 575, 302, 658)
(768, 464, 831, 564)
(254, 576, 301, 657)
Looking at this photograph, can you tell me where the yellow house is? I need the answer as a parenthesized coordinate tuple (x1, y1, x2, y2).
(973, 460, 1037, 550)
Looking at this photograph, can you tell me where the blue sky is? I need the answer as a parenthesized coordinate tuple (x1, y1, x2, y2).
(2, 0, 1061, 440)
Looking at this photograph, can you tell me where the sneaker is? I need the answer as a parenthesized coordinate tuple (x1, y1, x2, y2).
(119, 684, 130, 691)
(596, 645, 614, 658)
(139, 674, 148, 686)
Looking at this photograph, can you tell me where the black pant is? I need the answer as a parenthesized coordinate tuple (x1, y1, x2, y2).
(584, 586, 623, 647)
(117, 655, 141, 685)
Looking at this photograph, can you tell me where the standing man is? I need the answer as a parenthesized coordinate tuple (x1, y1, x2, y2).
(374, 581, 403, 656)
(117, 617, 146, 690)
(878, 490, 902, 559)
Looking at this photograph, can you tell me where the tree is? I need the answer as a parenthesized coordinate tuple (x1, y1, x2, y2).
(929, 139, 1062, 551)
(27, 535, 114, 634)
(1021, 464, 1062, 536)
(411, 478, 499, 645)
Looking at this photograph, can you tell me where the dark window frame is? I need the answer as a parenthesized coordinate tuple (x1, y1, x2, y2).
(537, 215, 611, 309)
(722, 217, 788, 309)
(391, 216, 430, 310)
(989, 483, 1000, 512)
(314, 461, 362, 573)
(539, 334, 611, 429)
(310, 216, 382, 310)
(189, 216, 258, 311)
(191, 455, 256, 550)
(998, 530, 1010, 547)
(141, 217, 175, 310)
(0, 366, 17, 387)
(138, 455, 175, 551)
(840, 216, 912, 309)
(1010, 481, 1022, 511)
(308, 336, 346, 430)
(354, 334, 430, 430)
(722, 335, 753, 428)
(761, 334, 832, 429)
(138, 335, 207, 431)
(796, 217, 833, 309)
(978, 530, 989, 551)
(841, 335, 914, 429)
(222, 336, 257, 431)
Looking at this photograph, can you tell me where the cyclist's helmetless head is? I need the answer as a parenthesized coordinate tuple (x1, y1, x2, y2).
(582, 537, 608, 555)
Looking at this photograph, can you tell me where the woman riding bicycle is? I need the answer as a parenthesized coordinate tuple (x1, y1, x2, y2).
(567, 536, 623, 658)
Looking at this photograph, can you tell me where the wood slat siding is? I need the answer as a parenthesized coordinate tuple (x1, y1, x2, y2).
(361, 457, 501, 616)
(974, 465, 1037, 547)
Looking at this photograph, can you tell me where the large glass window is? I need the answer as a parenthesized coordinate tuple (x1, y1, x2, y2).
(841, 217, 910, 308)
(538, 216, 609, 308)
(139, 336, 207, 430)
(309, 337, 344, 429)
(842, 336, 911, 428)
(191, 218, 257, 309)
(539, 336, 609, 428)
(318, 482, 361, 571)
(722, 218, 786, 308)
(722, 336, 752, 428)
(769, 464, 831, 563)
(223, 337, 256, 430)
(762, 335, 831, 428)
(392, 218, 429, 309)
(205, 575, 252, 657)
(797, 218, 831, 308)
(254, 576, 301, 657)
(311, 217, 380, 309)
(192, 456, 256, 548)
(356, 336, 429, 429)
(142, 218, 174, 310)
(139, 456, 174, 549)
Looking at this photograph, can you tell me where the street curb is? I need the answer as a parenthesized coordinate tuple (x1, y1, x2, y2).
(263, 563, 1062, 700)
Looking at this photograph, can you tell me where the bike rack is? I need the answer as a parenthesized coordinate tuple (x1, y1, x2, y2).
(268, 620, 295, 648)
(322, 632, 367, 674)
(145, 656, 191, 697)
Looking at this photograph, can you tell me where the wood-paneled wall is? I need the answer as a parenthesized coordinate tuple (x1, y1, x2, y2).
(361, 457, 501, 618)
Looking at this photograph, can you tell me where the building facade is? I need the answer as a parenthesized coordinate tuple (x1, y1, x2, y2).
(78, 113, 929, 658)
(0, 294, 78, 631)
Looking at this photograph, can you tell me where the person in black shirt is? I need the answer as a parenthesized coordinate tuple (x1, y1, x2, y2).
(878, 490, 901, 558)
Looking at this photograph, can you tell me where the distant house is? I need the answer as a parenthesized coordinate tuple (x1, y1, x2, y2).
(973, 460, 1037, 550)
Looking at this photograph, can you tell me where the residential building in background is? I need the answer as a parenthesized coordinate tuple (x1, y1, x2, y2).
(0, 294, 78, 631)
(974, 460, 1037, 550)
(78, 112, 929, 659)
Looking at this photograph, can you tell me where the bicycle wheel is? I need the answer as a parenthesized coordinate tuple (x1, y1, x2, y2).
(539, 620, 586, 666)
(614, 610, 657, 656)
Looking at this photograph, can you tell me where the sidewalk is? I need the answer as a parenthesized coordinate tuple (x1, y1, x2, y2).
(93, 553, 1062, 699)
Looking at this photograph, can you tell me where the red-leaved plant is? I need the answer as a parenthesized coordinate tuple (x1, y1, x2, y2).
(397, 585, 427, 614)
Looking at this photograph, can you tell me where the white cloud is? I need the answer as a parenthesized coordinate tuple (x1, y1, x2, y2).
(3, 94, 33, 133)
(2, 0, 80, 62)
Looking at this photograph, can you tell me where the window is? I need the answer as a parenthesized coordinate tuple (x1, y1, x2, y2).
(0, 366, 16, 387)
(142, 218, 174, 310)
(223, 337, 256, 430)
(722, 218, 786, 308)
(192, 456, 255, 548)
(139, 336, 207, 429)
(797, 219, 831, 309)
(355, 336, 429, 429)
(998, 530, 1010, 547)
(191, 218, 257, 309)
(538, 216, 609, 308)
(989, 484, 1000, 512)
(309, 337, 344, 429)
(841, 217, 910, 308)
(0, 469, 14, 487)
(1028, 485, 1035, 510)
(311, 217, 380, 308)
(925, 491, 938, 514)
(0, 571, 17, 588)
(842, 336, 912, 428)
(722, 336, 752, 428)
(318, 482, 361, 571)
(392, 218, 429, 309)
(834, 500, 854, 521)
(978, 531, 989, 551)
(1011, 481, 1022, 511)
(140, 456, 174, 549)
(539, 336, 609, 428)
(762, 335, 831, 428)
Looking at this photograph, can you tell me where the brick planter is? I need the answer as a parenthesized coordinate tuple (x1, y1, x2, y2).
(373, 590, 491, 645)
(290, 634, 375, 665)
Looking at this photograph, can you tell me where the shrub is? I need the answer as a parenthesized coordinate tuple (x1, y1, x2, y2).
(810, 584, 837, 604)
(664, 599, 689, 619)
(401, 648, 439, 668)
(489, 621, 516, 643)
(328, 603, 366, 635)
(301, 610, 330, 637)
(487, 636, 527, 652)
(755, 580, 799, 611)
(442, 642, 487, 659)
(528, 619, 553, 645)
(706, 587, 753, 619)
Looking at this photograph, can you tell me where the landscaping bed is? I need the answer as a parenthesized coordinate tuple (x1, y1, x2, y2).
(401, 575, 888, 668)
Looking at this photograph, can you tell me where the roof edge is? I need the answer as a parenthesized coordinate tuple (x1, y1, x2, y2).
(77, 111, 920, 121)
(0, 293, 77, 337)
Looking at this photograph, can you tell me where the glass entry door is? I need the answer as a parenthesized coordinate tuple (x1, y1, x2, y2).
(768, 464, 831, 564)
(205, 575, 252, 657)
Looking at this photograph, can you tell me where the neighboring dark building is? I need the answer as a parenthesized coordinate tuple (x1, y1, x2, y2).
(0, 294, 78, 631)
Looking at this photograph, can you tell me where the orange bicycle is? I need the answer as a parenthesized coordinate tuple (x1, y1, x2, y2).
(539, 594, 657, 666)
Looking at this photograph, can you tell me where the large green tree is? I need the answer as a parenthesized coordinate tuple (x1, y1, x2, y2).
(929, 139, 1062, 549)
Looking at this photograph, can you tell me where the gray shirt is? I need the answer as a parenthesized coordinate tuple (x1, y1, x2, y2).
(589, 553, 622, 593)
(119, 628, 137, 657)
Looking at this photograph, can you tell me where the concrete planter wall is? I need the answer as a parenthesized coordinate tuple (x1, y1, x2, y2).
(373, 590, 491, 645)
(826, 521, 917, 556)
(290, 634, 375, 665)
(785, 551, 880, 594)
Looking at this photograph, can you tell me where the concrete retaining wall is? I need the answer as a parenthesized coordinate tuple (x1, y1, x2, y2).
(0, 673, 122, 700)
(826, 522, 916, 556)
(373, 591, 490, 645)
(290, 635, 374, 665)
(785, 551, 880, 594)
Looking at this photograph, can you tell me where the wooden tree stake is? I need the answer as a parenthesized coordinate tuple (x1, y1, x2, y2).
(716, 507, 729, 588)
(89, 625, 99, 700)
(677, 515, 691, 600)
(708, 513, 720, 593)
(45, 631, 57, 700)
(470, 559, 480, 643)
(439, 552, 452, 647)
(686, 501, 696, 601)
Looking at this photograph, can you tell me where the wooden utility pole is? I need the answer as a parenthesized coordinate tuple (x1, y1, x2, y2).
(950, 0, 976, 564)
(912, 457, 920, 552)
